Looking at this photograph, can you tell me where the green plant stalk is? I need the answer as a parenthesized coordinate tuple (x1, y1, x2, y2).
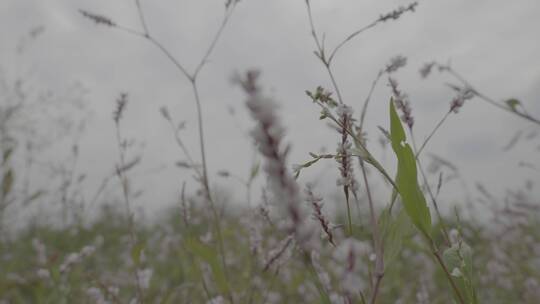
(359, 160, 384, 304)
(445, 66, 540, 126)
(112, 3, 239, 302)
(306, 259, 332, 304)
(114, 123, 145, 304)
(429, 240, 466, 304)
(410, 131, 451, 245)
(344, 187, 353, 236)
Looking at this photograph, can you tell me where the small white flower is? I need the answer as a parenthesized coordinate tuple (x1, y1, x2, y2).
(207, 296, 225, 304)
(137, 268, 153, 289)
(60, 252, 81, 273)
(81, 245, 96, 257)
(267, 292, 281, 304)
(341, 271, 363, 295)
(86, 287, 108, 304)
(36, 268, 50, 280)
(32, 238, 47, 265)
(451, 267, 462, 277)
(336, 104, 353, 117)
(200, 231, 213, 244)
(108, 286, 119, 296)
(449, 229, 460, 244)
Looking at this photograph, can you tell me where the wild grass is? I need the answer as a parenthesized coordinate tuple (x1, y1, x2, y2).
(1, 1, 539, 303)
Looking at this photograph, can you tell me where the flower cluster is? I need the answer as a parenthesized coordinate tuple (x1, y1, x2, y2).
(419, 61, 436, 78)
(379, 2, 418, 22)
(449, 86, 474, 113)
(263, 235, 294, 271)
(385, 55, 407, 74)
(419, 61, 451, 79)
(388, 77, 414, 128)
(79, 10, 116, 27)
(335, 104, 358, 193)
(86, 287, 109, 304)
(238, 70, 314, 249)
(137, 268, 153, 289)
(305, 184, 335, 246)
(113, 93, 128, 124)
(306, 86, 337, 108)
(332, 238, 370, 296)
(32, 238, 47, 265)
(59, 245, 96, 273)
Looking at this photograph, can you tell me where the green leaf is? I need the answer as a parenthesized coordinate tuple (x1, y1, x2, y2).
(443, 242, 478, 304)
(382, 208, 413, 266)
(131, 242, 145, 267)
(249, 162, 260, 181)
(350, 147, 369, 160)
(389, 100, 431, 237)
(50, 266, 61, 284)
(185, 237, 230, 296)
(505, 98, 521, 111)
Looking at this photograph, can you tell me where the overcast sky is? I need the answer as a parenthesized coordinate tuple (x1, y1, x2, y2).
(1, 0, 539, 219)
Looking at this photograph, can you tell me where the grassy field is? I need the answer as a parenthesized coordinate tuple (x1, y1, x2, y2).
(1, 1, 540, 303)
(0, 194, 539, 303)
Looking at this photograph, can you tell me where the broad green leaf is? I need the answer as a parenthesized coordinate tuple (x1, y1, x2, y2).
(443, 242, 478, 304)
(505, 98, 521, 111)
(389, 100, 431, 237)
(382, 208, 413, 266)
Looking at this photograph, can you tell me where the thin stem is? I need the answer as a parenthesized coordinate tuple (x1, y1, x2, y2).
(308, 1, 361, 238)
(411, 131, 451, 245)
(109, 4, 236, 194)
(146, 36, 192, 80)
(193, 6, 236, 78)
(305, 1, 325, 61)
(134, 0, 150, 36)
(120, 3, 237, 302)
(359, 70, 383, 130)
(328, 20, 379, 64)
(344, 187, 353, 236)
(306, 3, 399, 196)
(191, 82, 211, 195)
(114, 24, 147, 38)
(370, 274, 383, 304)
(445, 67, 540, 126)
(327, 65, 345, 104)
(415, 110, 451, 158)
(307, 4, 398, 253)
(114, 123, 145, 304)
(431, 243, 466, 304)
(359, 161, 384, 304)
(307, 1, 417, 65)
(306, 259, 332, 304)
(315, 101, 398, 192)
(165, 117, 203, 179)
(306, 1, 345, 105)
